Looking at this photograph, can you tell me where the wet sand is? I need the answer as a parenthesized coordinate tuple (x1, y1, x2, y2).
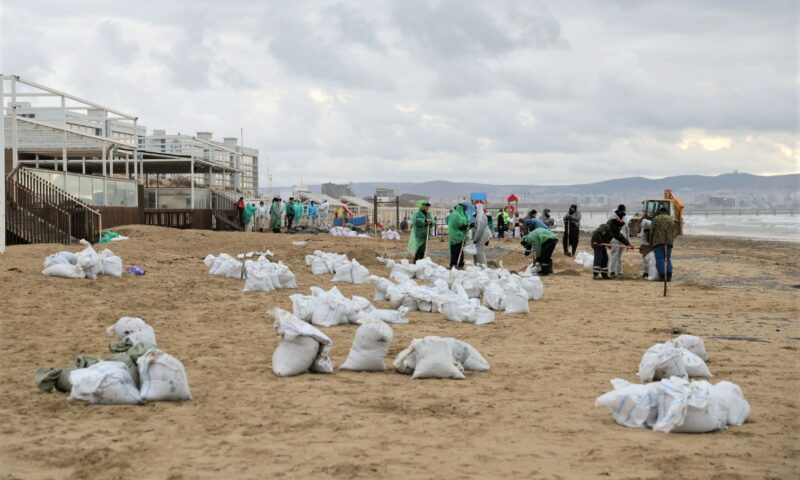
(0, 225, 798, 479)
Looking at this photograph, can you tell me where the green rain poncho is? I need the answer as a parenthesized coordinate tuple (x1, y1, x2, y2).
(447, 203, 469, 245)
(269, 200, 282, 230)
(243, 204, 257, 224)
(407, 200, 432, 254)
(294, 202, 305, 220)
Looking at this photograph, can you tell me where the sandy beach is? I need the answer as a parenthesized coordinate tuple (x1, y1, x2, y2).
(0, 225, 798, 480)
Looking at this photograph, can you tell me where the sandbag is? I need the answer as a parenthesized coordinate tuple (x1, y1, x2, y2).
(75, 240, 100, 280)
(68, 361, 144, 405)
(35, 366, 76, 393)
(712, 381, 751, 426)
(290, 294, 318, 322)
(358, 307, 409, 324)
(521, 276, 544, 301)
(243, 263, 277, 292)
(42, 263, 86, 279)
(638, 343, 687, 382)
(137, 349, 192, 401)
(482, 282, 506, 311)
(276, 262, 298, 288)
(411, 337, 465, 380)
(503, 282, 530, 314)
(340, 318, 394, 372)
(653, 378, 727, 433)
(311, 257, 330, 275)
(272, 308, 333, 376)
(106, 317, 149, 340)
(681, 349, 713, 378)
(595, 378, 661, 429)
(671, 334, 708, 361)
(444, 338, 491, 371)
(99, 249, 123, 277)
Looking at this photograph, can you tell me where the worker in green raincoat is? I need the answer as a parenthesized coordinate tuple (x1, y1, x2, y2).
(269, 197, 282, 233)
(521, 227, 558, 275)
(243, 203, 257, 232)
(294, 201, 305, 226)
(408, 200, 433, 263)
(447, 202, 470, 269)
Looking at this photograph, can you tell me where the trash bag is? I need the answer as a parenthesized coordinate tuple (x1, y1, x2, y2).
(98, 249, 123, 277)
(340, 318, 394, 372)
(68, 361, 144, 405)
(137, 349, 192, 401)
(75, 240, 100, 280)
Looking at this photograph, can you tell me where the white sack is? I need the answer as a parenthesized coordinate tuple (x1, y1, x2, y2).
(68, 361, 143, 405)
(138, 349, 192, 401)
(99, 249, 123, 277)
(595, 378, 661, 429)
(712, 381, 751, 426)
(43, 251, 77, 269)
(504, 282, 530, 314)
(42, 263, 85, 279)
(340, 318, 394, 371)
(272, 308, 333, 376)
(411, 337, 465, 380)
(521, 276, 544, 301)
(671, 334, 709, 361)
(290, 294, 318, 322)
(106, 316, 149, 339)
(653, 378, 727, 433)
(638, 343, 687, 383)
(483, 282, 506, 311)
(444, 338, 491, 371)
(681, 349, 713, 378)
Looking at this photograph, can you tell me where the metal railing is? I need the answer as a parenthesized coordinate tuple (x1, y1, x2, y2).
(6, 167, 102, 244)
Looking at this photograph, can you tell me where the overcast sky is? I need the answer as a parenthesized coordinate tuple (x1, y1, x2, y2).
(1, 0, 797, 187)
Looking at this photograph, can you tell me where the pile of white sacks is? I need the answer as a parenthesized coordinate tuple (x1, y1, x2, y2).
(368, 258, 544, 323)
(329, 226, 371, 239)
(304, 250, 370, 284)
(204, 253, 298, 292)
(596, 335, 751, 433)
(271, 308, 489, 378)
(41, 240, 123, 279)
(69, 317, 191, 405)
(290, 286, 409, 327)
(573, 251, 594, 268)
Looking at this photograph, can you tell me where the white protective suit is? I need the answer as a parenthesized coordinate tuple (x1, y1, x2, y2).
(609, 214, 630, 276)
(640, 218, 652, 277)
(319, 201, 330, 228)
(473, 204, 492, 265)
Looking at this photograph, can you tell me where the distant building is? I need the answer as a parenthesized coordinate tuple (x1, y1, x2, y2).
(321, 182, 355, 198)
(375, 187, 395, 201)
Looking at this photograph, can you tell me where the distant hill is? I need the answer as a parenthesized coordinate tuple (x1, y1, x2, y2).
(285, 172, 798, 201)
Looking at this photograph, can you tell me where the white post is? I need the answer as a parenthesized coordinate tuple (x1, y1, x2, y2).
(11, 75, 18, 169)
(190, 158, 195, 209)
(102, 142, 108, 206)
(82, 157, 86, 175)
(1, 74, 6, 254)
(35, 154, 39, 169)
(125, 152, 129, 177)
(133, 118, 138, 181)
(61, 95, 67, 172)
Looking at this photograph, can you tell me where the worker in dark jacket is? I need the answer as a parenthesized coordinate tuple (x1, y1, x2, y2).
(563, 204, 581, 257)
(649, 207, 676, 281)
(591, 218, 633, 280)
(496, 211, 507, 238)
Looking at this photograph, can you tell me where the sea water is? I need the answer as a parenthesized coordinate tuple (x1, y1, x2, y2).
(564, 213, 799, 243)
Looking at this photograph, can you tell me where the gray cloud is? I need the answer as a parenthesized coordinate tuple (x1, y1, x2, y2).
(0, 0, 795, 187)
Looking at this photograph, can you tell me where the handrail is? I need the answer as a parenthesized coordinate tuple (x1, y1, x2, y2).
(7, 167, 102, 243)
(19, 168, 100, 215)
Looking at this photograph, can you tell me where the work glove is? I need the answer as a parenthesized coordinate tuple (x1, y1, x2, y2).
(459, 225, 468, 231)
(524, 250, 531, 257)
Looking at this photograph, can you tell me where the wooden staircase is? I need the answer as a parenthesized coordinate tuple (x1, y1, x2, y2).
(211, 191, 243, 231)
(5, 167, 102, 245)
